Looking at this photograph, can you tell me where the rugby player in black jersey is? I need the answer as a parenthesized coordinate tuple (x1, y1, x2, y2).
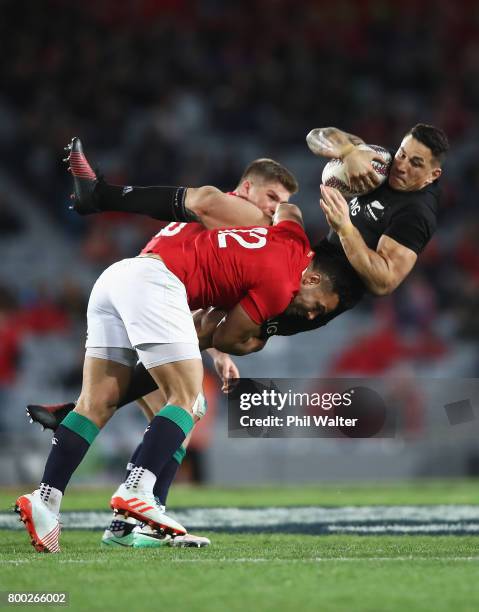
(268, 122, 448, 335)
(27, 123, 448, 545)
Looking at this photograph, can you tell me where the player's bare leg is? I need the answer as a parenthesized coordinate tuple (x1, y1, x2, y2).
(102, 386, 194, 547)
(16, 357, 132, 553)
(110, 358, 204, 538)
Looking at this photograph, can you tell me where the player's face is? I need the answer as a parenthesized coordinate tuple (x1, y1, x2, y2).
(285, 272, 339, 320)
(237, 179, 292, 217)
(389, 135, 442, 192)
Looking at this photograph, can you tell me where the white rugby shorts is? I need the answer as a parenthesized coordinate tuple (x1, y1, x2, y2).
(85, 257, 200, 366)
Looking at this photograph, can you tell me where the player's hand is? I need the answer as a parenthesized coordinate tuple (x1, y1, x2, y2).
(320, 185, 354, 235)
(212, 353, 240, 393)
(342, 148, 383, 194)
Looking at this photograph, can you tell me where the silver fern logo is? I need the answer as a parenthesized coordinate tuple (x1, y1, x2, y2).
(365, 200, 385, 222)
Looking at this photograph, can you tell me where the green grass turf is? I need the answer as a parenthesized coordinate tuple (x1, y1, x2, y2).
(1, 478, 479, 511)
(2, 481, 479, 611)
(1, 532, 478, 612)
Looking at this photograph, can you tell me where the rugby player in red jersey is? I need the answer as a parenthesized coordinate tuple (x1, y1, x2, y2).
(26, 123, 448, 546)
(16, 142, 359, 552)
(26, 150, 303, 548)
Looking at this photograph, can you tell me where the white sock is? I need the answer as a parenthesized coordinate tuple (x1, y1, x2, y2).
(38, 483, 63, 515)
(124, 466, 156, 493)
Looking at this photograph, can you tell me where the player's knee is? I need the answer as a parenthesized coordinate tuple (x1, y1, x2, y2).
(141, 390, 167, 414)
(166, 390, 206, 421)
(75, 394, 117, 428)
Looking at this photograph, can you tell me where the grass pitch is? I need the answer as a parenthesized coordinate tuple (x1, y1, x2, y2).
(1, 481, 479, 612)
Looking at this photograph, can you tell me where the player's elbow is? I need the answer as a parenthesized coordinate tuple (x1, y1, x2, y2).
(306, 128, 325, 155)
(366, 276, 398, 296)
(306, 128, 318, 148)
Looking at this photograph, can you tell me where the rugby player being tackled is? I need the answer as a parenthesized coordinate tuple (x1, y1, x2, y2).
(25, 122, 448, 549)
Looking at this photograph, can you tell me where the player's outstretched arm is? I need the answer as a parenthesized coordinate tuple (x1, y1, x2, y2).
(306, 127, 382, 193)
(212, 304, 266, 356)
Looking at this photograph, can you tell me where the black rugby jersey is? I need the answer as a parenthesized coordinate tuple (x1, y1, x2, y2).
(327, 178, 439, 255)
(261, 173, 440, 338)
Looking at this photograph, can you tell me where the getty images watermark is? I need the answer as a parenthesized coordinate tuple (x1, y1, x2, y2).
(227, 378, 479, 439)
(239, 388, 356, 426)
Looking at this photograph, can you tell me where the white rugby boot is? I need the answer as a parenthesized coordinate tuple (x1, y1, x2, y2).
(169, 533, 211, 548)
(15, 490, 61, 553)
(132, 523, 210, 548)
(110, 483, 186, 537)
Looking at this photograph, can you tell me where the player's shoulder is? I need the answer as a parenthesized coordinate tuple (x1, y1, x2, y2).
(397, 182, 439, 219)
(376, 180, 439, 217)
(269, 220, 311, 253)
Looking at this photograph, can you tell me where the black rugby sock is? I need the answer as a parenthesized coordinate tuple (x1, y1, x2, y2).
(135, 406, 193, 478)
(94, 182, 191, 222)
(42, 413, 99, 493)
(124, 442, 143, 481)
(153, 446, 186, 506)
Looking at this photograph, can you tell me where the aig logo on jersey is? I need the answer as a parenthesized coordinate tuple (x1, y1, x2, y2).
(364, 200, 385, 222)
(349, 198, 361, 216)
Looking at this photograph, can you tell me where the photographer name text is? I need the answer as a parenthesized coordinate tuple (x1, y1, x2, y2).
(239, 414, 358, 428)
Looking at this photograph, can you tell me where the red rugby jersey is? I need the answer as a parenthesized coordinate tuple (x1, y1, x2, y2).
(141, 221, 313, 324)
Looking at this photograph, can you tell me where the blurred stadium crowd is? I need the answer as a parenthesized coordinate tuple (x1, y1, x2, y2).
(0, 0, 478, 481)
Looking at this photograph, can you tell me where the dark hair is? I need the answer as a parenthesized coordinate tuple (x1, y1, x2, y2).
(407, 124, 449, 164)
(311, 239, 365, 312)
(240, 158, 299, 194)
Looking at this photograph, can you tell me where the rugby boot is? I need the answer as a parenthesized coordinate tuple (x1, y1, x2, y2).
(131, 524, 172, 548)
(27, 402, 75, 432)
(101, 515, 139, 547)
(64, 137, 101, 214)
(168, 533, 211, 548)
(110, 484, 186, 536)
(15, 490, 61, 553)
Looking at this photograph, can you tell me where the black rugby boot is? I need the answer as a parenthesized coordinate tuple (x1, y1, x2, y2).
(27, 402, 76, 431)
(64, 137, 101, 215)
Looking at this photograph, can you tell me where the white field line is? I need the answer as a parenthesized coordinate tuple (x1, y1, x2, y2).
(3, 506, 479, 533)
(1, 557, 479, 565)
